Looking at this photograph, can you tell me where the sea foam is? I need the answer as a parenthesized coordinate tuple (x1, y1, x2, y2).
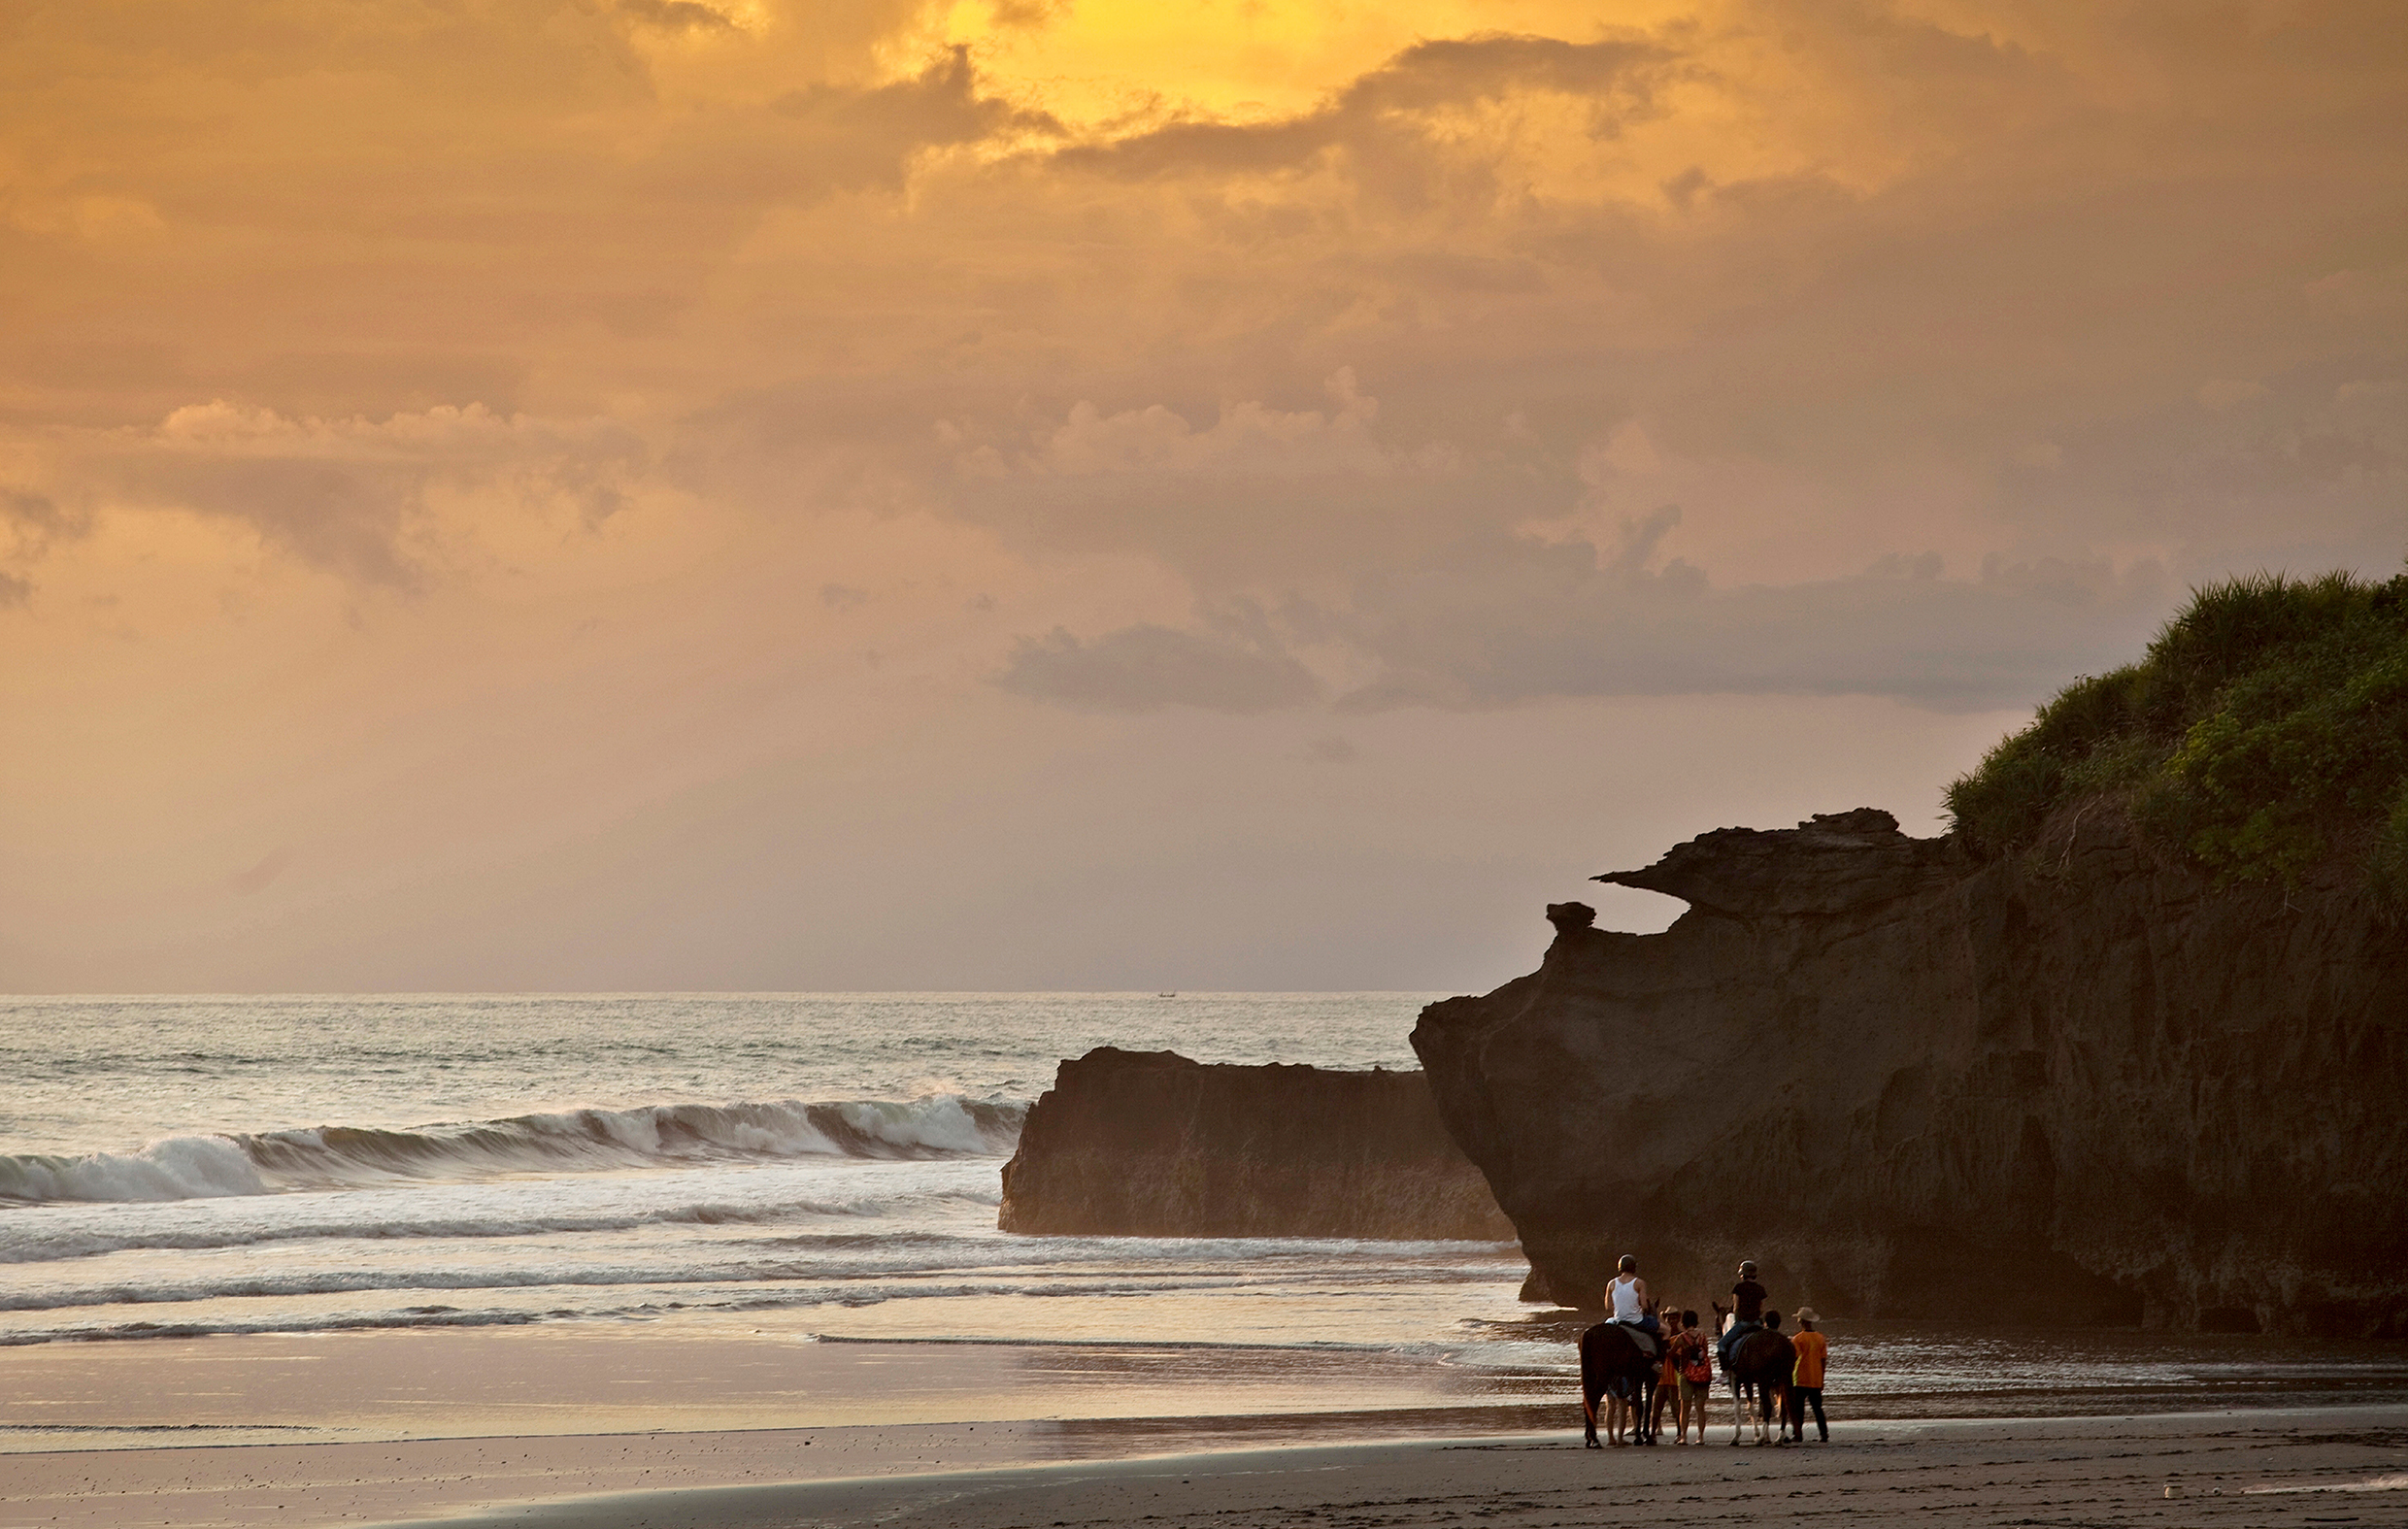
(0, 1095, 1024, 1208)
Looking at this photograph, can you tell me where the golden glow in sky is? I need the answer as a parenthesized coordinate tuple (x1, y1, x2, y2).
(1, 0, 2401, 990)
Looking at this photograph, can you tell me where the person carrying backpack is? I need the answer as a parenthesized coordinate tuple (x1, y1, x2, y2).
(1671, 1308, 1711, 1443)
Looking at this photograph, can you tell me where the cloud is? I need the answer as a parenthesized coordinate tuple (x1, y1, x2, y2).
(1004, 535, 2169, 715)
(84, 402, 649, 585)
(674, 4, 2403, 641)
(1022, 372, 1385, 477)
(1054, 32, 1679, 181)
(10, 0, 2408, 992)
(1321, 541, 2174, 713)
(928, 371, 1571, 590)
(0, 487, 95, 606)
(228, 846, 292, 896)
(619, 0, 735, 34)
(995, 624, 1323, 713)
(954, 363, 2183, 713)
(3, 487, 90, 552)
(683, 47, 1059, 201)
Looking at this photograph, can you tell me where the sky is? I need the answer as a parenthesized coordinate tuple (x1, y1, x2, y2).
(2, 0, 2402, 992)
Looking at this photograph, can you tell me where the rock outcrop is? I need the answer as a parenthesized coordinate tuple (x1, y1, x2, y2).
(999, 1047, 1516, 1241)
(1411, 809, 2408, 1335)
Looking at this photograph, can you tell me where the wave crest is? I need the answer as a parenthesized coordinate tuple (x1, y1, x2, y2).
(0, 1095, 1024, 1208)
(0, 1137, 266, 1206)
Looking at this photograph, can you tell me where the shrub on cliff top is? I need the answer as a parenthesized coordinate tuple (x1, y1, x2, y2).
(1945, 567, 2408, 893)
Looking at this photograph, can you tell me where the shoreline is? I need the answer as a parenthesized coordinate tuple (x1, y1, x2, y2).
(6, 1401, 2407, 1527)
(371, 1405, 2408, 1529)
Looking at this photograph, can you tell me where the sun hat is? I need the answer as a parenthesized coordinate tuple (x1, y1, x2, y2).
(1794, 1307, 1819, 1323)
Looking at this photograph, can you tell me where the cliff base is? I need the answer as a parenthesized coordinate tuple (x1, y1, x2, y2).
(999, 1047, 1516, 1242)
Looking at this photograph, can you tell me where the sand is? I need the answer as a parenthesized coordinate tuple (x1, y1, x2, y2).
(7, 1329, 2405, 1527)
(5, 1405, 2406, 1528)
(0, 1325, 1551, 1448)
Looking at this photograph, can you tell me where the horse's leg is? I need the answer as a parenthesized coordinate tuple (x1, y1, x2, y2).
(1582, 1383, 1600, 1448)
(1730, 1379, 1746, 1443)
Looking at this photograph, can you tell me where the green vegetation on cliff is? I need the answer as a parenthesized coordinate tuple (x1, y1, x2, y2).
(1945, 567, 2408, 894)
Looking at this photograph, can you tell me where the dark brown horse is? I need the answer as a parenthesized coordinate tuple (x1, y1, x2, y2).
(1720, 1319, 1796, 1445)
(1579, 1321, 1660, 1447)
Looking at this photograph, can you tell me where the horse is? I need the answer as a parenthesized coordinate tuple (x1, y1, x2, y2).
(1717, 1317, 1796, 1446)
(1578, 1320, 1660, 1447)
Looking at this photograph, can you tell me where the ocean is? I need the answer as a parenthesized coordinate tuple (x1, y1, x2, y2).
(4, 993, 2402, 1447)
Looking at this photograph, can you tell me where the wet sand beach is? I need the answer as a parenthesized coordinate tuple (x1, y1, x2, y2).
(10, 1309, 2408, 1527)
(6, 1405, 2406, 1528)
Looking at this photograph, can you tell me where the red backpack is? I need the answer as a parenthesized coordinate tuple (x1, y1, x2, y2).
(1679, 1332, 1712, 1385)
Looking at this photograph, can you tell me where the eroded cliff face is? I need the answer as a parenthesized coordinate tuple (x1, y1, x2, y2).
(999, 1047, 1515, 1241)
(1411, 809, 2408, 1335)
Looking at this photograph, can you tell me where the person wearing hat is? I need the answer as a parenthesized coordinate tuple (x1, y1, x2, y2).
(1718, 1259, 1769, 1371)
(1788, 1308, 1828, 1442)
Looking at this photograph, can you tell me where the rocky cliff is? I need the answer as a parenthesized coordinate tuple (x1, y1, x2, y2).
(998, 1047, 1516, 1241)
(1411, 808, 2408, 1336)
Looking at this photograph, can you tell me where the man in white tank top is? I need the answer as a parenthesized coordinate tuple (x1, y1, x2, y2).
(1607, 1253, 1656, 1333)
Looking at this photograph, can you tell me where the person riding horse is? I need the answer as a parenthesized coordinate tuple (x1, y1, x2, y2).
(1581, 1252, 1665, 1446)
(1722, 1309, 1797, 1445)
(1717, 1259, 1767, 1370)
(1583, 1253, 1661, 1446)
(1605, 1253, 1659, 1352)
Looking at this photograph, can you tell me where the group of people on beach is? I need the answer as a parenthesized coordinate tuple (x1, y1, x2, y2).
(1600, 1255, 1829, 1445)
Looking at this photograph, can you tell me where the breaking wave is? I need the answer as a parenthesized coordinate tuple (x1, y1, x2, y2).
(0, 1096, 1025, 1208)
(0, 1196, 1004, 1266)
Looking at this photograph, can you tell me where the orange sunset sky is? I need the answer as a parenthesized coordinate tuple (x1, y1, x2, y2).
(3, 0, 2403, 991)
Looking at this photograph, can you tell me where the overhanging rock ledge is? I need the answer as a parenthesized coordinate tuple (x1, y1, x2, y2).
(1411, 809, 2408, 1335)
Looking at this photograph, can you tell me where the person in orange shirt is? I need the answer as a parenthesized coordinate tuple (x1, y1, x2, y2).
(1787, 1307, 1829, 1442)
